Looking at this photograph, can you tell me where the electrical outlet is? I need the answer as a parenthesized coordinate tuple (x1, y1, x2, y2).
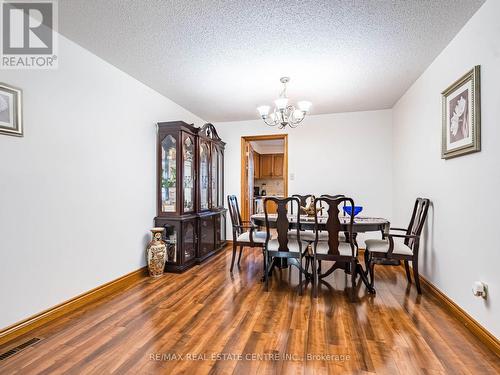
(472, 281, 487, 299)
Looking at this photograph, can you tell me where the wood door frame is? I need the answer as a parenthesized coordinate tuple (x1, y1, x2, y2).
(240, 134, 288, 221)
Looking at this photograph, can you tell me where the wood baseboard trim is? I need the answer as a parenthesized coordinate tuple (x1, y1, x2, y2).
(0, 266, 147, 347)
(411, 268, 499, 357)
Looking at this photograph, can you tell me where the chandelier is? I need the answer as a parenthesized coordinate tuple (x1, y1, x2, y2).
(257, 77, 312, 129)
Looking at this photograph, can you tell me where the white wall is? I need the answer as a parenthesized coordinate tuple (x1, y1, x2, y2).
(0, 35, 203, 329)
(392, 0, 499, 337)
(216, 110, 393, 246)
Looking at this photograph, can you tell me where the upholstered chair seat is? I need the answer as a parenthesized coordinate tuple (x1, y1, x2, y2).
(287, 230, 326, 241)
(237, 231, 267, 243)
(315, 241, 354, 256)
(267, 239, 309, 252)
(365, 239, 413, 256)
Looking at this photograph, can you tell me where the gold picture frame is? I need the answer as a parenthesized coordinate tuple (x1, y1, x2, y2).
(441, 66, 480, 159)
(0, 82, 23, 137)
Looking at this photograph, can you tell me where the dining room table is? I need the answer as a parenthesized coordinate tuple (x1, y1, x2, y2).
(250, 213, 390, 293)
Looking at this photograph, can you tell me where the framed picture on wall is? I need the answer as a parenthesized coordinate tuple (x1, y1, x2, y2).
(441, 66, 480, 159)
(0, 83, 23, 137)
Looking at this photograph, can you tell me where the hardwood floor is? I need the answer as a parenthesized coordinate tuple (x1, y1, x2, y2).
(1, 245, 498, 374)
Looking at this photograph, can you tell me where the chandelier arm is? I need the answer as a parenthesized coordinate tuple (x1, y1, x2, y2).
(263, 116, 278, 127)
(287, 105, 296, 124)
(289, 112, 306, 127)
(295, 114, 306, 125)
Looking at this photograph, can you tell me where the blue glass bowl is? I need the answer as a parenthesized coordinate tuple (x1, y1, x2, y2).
(343, 206, 363, 217)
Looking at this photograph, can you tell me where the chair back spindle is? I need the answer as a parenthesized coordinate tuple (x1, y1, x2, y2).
(314, 196, 356, 257)
(320, 194, 346, 215)
(264, 197, 301, 251)
(227, 195, 243, 238)
(406, 198, 430, 248)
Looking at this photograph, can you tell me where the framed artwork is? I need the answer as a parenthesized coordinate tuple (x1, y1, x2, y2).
(441, 66, 480, 159)
(0, 83, 23, 137)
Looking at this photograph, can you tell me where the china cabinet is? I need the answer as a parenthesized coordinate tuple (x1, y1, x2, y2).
(155, 121, 226, 272)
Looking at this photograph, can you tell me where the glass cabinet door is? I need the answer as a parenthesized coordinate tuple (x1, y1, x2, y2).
(161, 135, 176, 212)
(200, 216, 215, 256)
(163, 224, 178, 263)
(218, 148, 224, 207)
(183, 220, 196, 262)
(200, 142, 209, 210)
(220, 212, 226, 245)
(211, 144, 218, 208)
(183, 135, 195, 212)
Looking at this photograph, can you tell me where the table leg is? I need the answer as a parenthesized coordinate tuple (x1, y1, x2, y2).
(260, 256, 282, 282)
(276, 258, 288, 269)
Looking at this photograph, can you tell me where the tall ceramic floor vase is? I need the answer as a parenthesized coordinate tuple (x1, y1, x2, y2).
(146, 227, 167, 278)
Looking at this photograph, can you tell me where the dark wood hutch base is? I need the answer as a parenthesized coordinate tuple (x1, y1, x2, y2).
(154, 121, 226, 273)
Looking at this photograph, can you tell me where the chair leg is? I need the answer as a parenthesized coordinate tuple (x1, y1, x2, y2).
(299, 256, 303, 296)
(312, 255, 318, 298)
(264, 253, 269, 292)
(364, 250, 371, 279)
(350, 259, 357, 301)
(230, 242, 237, 272)
(262, 247, 266, 279)
(412, 258, 422, 294)
(237, 245, 244, 266)
(404, 260, 412, 283)
(368, 258, 375, 288)
(353, 234, 359, 251)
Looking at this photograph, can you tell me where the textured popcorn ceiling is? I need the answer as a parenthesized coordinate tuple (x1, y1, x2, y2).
(58, 0, 484, 122)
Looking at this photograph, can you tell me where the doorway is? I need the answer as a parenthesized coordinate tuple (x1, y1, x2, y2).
(240, 134, 288, 222)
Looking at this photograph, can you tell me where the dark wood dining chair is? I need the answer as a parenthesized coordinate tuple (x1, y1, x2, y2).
(263, 197, 309, 294)
(320, 194, 350, 243)
(320, 194, 345, 199)
(227, 195, 267, 273)
(364, 198, 430, 294)
(310, 196, 371, 298)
